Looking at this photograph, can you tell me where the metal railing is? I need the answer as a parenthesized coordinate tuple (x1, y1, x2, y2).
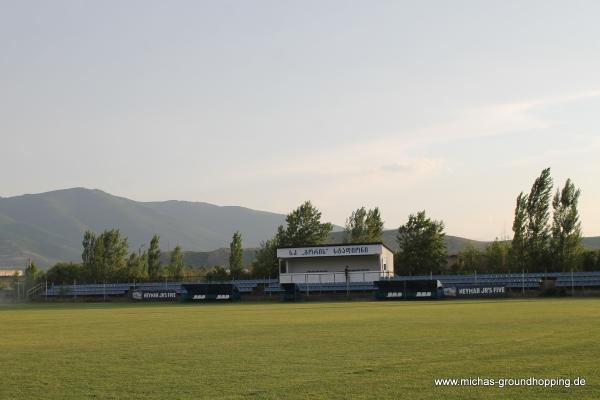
(279, 270, 393, 284)
(26, 282, 46, 298)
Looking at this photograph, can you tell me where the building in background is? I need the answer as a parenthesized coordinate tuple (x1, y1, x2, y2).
(0, 268, 24, 278)
(276, 243, 394, 284)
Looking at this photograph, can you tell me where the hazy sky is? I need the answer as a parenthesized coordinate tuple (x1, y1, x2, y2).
(1, 1, 599, 240)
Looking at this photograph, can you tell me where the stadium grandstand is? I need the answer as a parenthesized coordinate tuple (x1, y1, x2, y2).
(34, 271, 600, 300)
(276, 243, 395, 284)
(394, 271, 600, 289)
(25, 241, 600, 301)
(40, 279, 278, 298)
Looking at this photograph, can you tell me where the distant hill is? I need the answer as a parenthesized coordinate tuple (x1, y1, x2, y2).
(161, 248, 259, 270)
(582, 237, 600, 250)
(0, 188, 287, 268)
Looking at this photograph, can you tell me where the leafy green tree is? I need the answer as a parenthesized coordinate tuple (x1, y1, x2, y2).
(510, 192, 528, 270)
(91, 238, 105, 281)
(147, 234, 162, 280)
(205, 266, 229, 281)
(525, 168, 553, 271)
(182, 265, 198, 280)
(251, 201, 332, 278)
(229, 231, 244, 278)
(251, 226, 285, 278)
(46, 263, 83, 284)
(344, 207, 384, 243)
(396, 211, 447, 275)
(280, 201, 333, 246)
(484, 239, 510, 273)
(80, 229, 129, 282)
(125, 251, 149, 282)
(25, 261, 42, 288)
(581, 250, 598, 272)
(551, 179, 582, 271)
(456, 244, 486, 273)
(167, 245, 185, 280)
(99, 229, 129, 280)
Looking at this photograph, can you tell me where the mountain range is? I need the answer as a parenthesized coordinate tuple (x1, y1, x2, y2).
(1, 188, 599, 269)
(0, 188, 286, 268)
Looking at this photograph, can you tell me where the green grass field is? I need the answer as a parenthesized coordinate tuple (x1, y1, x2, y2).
(1, 299, 599, 399)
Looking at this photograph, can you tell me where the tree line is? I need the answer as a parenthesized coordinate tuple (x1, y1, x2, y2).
(397, 167, 599, 275)
(42, 231, 186, 284)
(458, 168, 600, 272)
(26, 167, 599, 285)
(252, 167, 596, 277)
(250, 202, 384, 277)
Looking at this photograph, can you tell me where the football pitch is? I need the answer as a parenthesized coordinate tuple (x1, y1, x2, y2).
(1, 299, 599, 399)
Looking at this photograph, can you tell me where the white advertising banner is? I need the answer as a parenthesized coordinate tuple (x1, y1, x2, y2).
(276, 244, 383, 258)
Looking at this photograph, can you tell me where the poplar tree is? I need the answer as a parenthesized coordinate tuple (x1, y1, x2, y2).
(99, 229, 129, 279)
(147, 234, 162, 280)
(82, 231, 96, 269)
(168, 245, 185, 280)
(344, 207, 368, 243)
(551, 179, 582, 271)
(229, 231, 244, 278)
(525, 168, 553, 271)
(345, 207, 384, 243)
(510, 192, 528, 270)
(366, 207, 384, 242)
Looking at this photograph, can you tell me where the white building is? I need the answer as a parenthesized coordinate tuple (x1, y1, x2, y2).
(0, 268, 24, 278)
(276, 243, 394, 284)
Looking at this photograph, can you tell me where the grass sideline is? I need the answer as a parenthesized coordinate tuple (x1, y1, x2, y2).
(1, 299, 599, 399)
